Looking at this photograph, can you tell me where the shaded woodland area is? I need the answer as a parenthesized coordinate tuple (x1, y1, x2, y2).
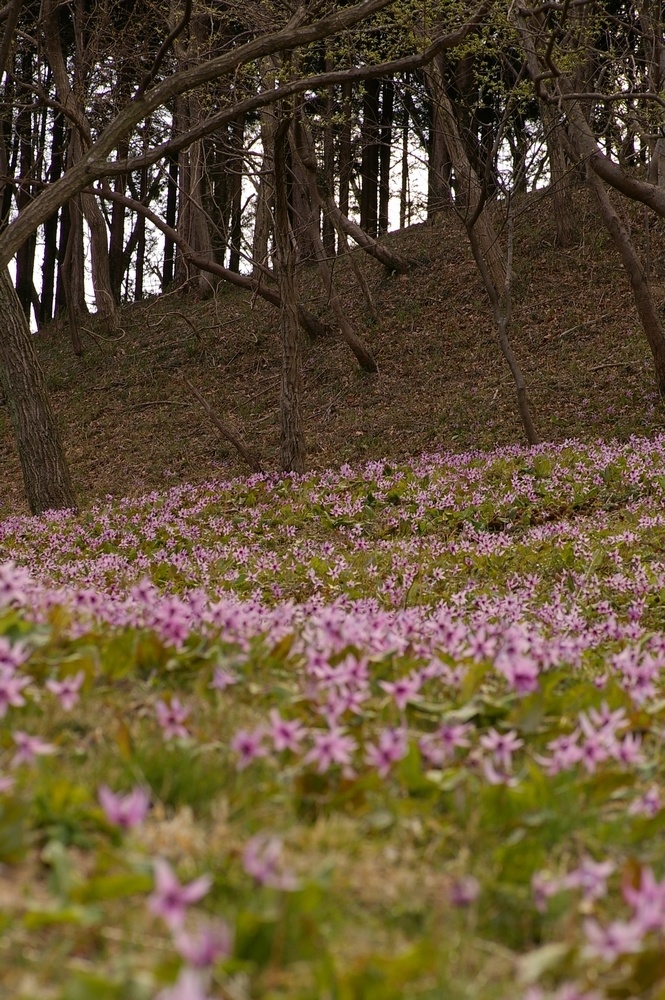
(2, 0, 665, 513)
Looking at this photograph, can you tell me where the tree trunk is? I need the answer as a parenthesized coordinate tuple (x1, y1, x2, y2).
(322, 62, 336, 258)
(163, 142, 179, 290)
(44, 0, 116, 322)
(512, 10, 576, 246)
(586, 167, 665, 396)
(14, 47, 36, 322)
(379, 77, 393, 234)
(228, 114, 245, 273)
(467, 214, 539, 445)
(109, 144, 129, 303)
(360, 78, 380, 235)
(252, 60, 277, 277)
(0, 268, 77, 514)
(436, 83, 506, 290)
(339, 80, 353, 218)
(274, 111, 305, 474)
(424, 59, 453, 219)
(289, 105, 318, 263)
(39, 110, 65, 326)
(293, 118, 378, 372)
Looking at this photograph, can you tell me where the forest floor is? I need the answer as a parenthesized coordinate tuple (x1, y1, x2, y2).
(2, 183, 664, 516)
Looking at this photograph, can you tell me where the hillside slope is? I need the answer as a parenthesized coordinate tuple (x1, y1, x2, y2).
(1, 185, 664, 516)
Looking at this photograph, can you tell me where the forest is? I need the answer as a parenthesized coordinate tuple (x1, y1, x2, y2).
(1, 0, 665, 512)
(4, 4, 665, 999)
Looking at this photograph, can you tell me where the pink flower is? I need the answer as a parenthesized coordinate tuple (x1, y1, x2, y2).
(98, 784, 150, 829)
(450, 875, 480, 907)
(628, 786, 661, 817)
(479, 728, 523, 770)
(174, 919, 233, 967)
(379, 673, 421, 710)
(0, 561, 31, 606)
(209, 667, 238, 691)
(0, 773, 15, 794)
(0, 637, 29, 670)
(622, 866, 665, 934)
(0, 670, 30, 717)
(303, 726, 357, 773)
(46, 670, 84, 710)
(231, 727, 268, 769)
(156, 968, 210, 1000)
(532, 871, 563, 912)
(11, 730, 56, 768)
(242, 833, 297, 890)
(564, 856, 614, 901)
(365, 727, 408, 777)
(583, 917, 643, 962)
(267, 709, 306, 753)
(149, 859, 212, 930)
(155, 697, 191, 740)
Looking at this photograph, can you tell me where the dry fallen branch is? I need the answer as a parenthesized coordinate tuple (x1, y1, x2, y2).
(180, 375, 263, 474)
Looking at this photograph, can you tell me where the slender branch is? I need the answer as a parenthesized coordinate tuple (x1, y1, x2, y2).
(136, 0, 193, 98)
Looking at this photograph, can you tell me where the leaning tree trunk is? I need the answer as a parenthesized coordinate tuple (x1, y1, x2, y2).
(586, 166, 665, 396)
(0, 268, 77, 514)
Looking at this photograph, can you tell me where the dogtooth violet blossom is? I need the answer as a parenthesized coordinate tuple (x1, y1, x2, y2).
(0, 670, 30, 717)
(155, 697, 191, 740)
(242, 833, 298, 890)
(364, 727, 408, 777)
(231, 727, 268, 769)
(149, 859, 212, 929)
(155, 967, 211, 1000)
(173, 919, 233, 968)
(98, 784, 150, 829)
(11, 730, 56, 768)
(303, 726, 357, 773)
(46, 670, 85, 710)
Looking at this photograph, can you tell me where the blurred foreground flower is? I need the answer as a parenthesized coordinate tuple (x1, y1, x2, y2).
(450, 875, 480, 907)
(11, 730, 56, 768)
(174, 918, 233, 967)
(46, 670, 85, 710)
(155, 697, 191, 740)
(155, 967, 210, 1000)
(98, 784, 150, 829)
(149, 859, 212, 929)
(243, 833, 298, 890)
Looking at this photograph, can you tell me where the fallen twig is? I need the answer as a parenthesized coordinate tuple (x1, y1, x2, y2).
(181, 375, 263, 473)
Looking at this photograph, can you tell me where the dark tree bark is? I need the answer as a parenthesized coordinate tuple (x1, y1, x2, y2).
(14, 46, 36, 322)
(39, 110, 65, 326)
(399, 94, 409, 229)
(360, 78, 380, 235)
(586, 166, 665, 396)
(424, 57, 454, 219)
(513, 10, 576, 246)
(134, 166, 147, 300)
(293, 117, 378, 372)
(274, 109, 305, 474)
(163, 144, 179, 290)
(379, 77, 394, 234)
(108, 144, 129, 303)
(228, 114, 245, 273)
(322, 62, 336, 258)
(338, 79, 353, 219)
(0, 268, 77, 513)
